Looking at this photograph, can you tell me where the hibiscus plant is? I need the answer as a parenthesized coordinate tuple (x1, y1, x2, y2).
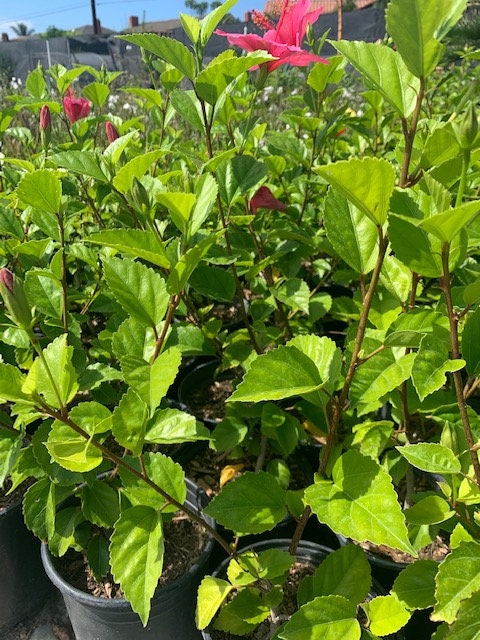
(0, 0, 480, 638)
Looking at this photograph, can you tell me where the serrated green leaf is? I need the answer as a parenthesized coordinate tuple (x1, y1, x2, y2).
(0, 362, 30, 403)
(305, 450, 416, 556)
(118, 34, 196, 79)
(16, 170, 62, 214)
(204, 471, 287, 535)
(88, 229, 170, 269)
(278, 595, 360, 640)
(446, 589, 480, 640)
(333, 41, 419, 117)
(82, 82, 109, 108)
(364, 594, 410, 636)
(24, 269, 63, 319)
(214, 587, 268, 634)
(418, 201, 480, 243)
(298, 545, 371, 608)
(81, 479, 120, 528)
(316, 158, 395, 225)
(52, 151, 108, 182)
(432, 541, 480, 624)
(411, 335, 465, 401)
(119, 452, 186, 512)
(156, 192, 197, 235)
(110, 505, 164, 626)
(166, 232, 222, 295)
(404, 495, 454, 525)
(356, 352, 417, 405)
(103, 131, 138, 165)
(103, 256, 169, 328)
(324, 188, 379, 274)
(230, 345, 324, 403)
(23, 334, 78, 408)
(0, 426, 22, 486)
(196, 576, 233, 630)
(112, 149, 165, 192)
(200, 0, 237, 45)
(22, 477, 55, 540)
(398, 443, 461, 474)
(145, 407, 210, 444)
(111, 387, 148, 456)
(391, 559, 438, 611)
(387, 0, 467, 77)
(120, 347, 181, 413)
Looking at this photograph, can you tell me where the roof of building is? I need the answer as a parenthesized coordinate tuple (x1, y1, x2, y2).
(121, 19, 182, 34)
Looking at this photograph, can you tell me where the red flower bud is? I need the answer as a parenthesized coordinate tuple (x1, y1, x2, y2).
(105, 121, 120, 144)
(249, 186, 287, 215)
(63, 87, 91, 124)
(40, 104, 51, 132)
(0, 267, 14, 294)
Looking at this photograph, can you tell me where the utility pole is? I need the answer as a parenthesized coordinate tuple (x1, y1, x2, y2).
(91, 0, 99, 34)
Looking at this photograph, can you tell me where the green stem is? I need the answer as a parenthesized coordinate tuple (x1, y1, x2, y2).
(455, 149, 471, 207)
(289, 228, 389, 554)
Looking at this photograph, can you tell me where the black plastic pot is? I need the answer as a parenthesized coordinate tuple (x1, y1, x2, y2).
(0, 496, 52, 634)
(41, 479, 215, 640)
(201, 538, 405, 640)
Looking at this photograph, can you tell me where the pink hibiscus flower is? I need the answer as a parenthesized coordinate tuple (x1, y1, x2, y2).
(63, 87, 91, 124)
(216, 0, 327, 72)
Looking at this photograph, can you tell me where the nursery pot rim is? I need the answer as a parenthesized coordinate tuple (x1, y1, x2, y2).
(41, 479, 216, 610)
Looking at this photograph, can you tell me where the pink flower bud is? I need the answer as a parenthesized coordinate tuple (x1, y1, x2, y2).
(249, 186, 287, 215)
(63, 87, 91, 124)
(0, 267, 14, 294)
(40, 104, 51, 131)
(105, 121, 120, 144)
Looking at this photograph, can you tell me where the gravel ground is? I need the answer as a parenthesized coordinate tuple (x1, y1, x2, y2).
(3, 590, 74, 640)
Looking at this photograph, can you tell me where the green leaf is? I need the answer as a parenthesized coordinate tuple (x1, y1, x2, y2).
(462, 307, 480, 376)
(166, 232, 222, 295)
(324, 188, 379, 274)
(432, 541, 480, 624)
(103, 256, 169, 328)
(196, 576, 233, 630)
(0, 426, 22, 486)
(229, 345, 324, 403)
(231, 155, 269, 196)
(87, 229, 170, 269)
(145, 408, 211, 444)
(391, 559, 438, 611)
(398, 443, 462, 475)
(120, 347, 181, 413)
(364, 594, 410, 636)
(404, 495, 455, 525)
(274, 278, 310, 314)
(103, 131, 138, 165)
(305, 450, 416, 556)
(46, 402, 110, 472)
(24, 268, 63, 319)
(333, 41, 420, 117)
(387, 0, 467, 77)
(385, 310, 449, 348)
(81, 479, 120, 528)
(170, 89, 205, 131)
(0, 362, 30, 403)
(22, 478, 55, 540)
(119, 452, 186, 512)
(214, 587, 269, 634)
(298, 545, 371, 607)
(52, 151, 108, 182)
(180, 12, 201, 46)
(189, 173, 218, 238)
(278, 595, 360, 640)
(204, 471, 287, 535)
(156, 192, 196, 235)
(110, 505, 164, 626)
(82, 82, 109, 108)
(195, 53, 274, 104)
(189, 264, 235, 302)
(200, 0, 237, 45)
(112, 149, 165, 193)
(316, 158, 395, 225)
(16, 170, 62, 214)
(418, 201, 480, 243)
(111, 387, 148, 456)
(118, 34, 196, 80)
(24, 334, 79, 408)
(411, 335, 465, 401)
(353, 352, 416, 406)
(446, 589, 480, 640)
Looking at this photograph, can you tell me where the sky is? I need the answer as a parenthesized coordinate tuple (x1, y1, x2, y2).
(0, 0, 266, 38)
